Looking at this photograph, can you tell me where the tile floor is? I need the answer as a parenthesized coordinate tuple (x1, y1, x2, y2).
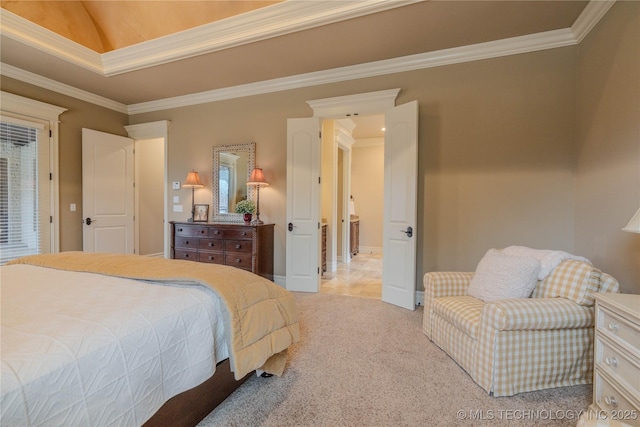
(320, 253, 382, 299)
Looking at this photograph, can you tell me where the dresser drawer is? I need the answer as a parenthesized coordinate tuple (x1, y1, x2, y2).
(224, 228, 254, 239)
(225, 239, 253, 254)
(596, 336, 640, 395)
(198, 251, 224, 264)
(225, 253, 252, 270)
(174, 248, 197, 261)
(199, 238, 224, 251)
(207, 227, 225, 238)
(174, 224, 209, 237)
(175, 235, 199, 249)
(598, 309, 640, 355)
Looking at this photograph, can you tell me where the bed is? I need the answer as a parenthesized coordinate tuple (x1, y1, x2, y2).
(1, 252, 299, 427)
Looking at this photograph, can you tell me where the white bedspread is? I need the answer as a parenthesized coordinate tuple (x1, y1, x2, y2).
(1, 264, 229, 427)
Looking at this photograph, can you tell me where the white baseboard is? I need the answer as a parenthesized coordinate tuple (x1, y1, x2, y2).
(143, 252, 164, 258)
(358, 246, 383, 255)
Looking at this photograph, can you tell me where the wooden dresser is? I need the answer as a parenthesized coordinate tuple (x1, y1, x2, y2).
(170, 222, 274, 281)
(585, 293, 640, 426)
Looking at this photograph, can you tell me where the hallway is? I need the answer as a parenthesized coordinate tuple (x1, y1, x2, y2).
(320, 253, 382, 299)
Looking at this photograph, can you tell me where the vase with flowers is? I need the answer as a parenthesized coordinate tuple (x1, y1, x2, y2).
(235, 199, 256, 224)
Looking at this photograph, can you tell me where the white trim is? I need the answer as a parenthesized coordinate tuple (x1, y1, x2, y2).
(308, 90, 400, 119)
(124, 121, 171, 258)
(571, 0, 617, 43)
(354, 138, 384, 148)
(0, 91, 67, 254)
(0, 63, 128, 114)
(358, 246, 383, 255)
(0, 9, 103, 74)
(0, 2, 417, 77)
(1, 1, 613, 114)
(129, 28, 576, 114)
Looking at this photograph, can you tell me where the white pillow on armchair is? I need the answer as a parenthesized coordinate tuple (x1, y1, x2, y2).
(467, 249, 541, 302)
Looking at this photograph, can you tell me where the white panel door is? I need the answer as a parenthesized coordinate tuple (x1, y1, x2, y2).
(286, 118, 321, 292)
(82, 128, 134, 253)
(382, 101, 419, 310)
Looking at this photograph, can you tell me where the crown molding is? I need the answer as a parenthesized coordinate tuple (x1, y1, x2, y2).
(128, 27, 577, 114)
(103, 0, 421, 76)
(571, 0, 616, 43)
(0, 1, 419, 77)
(1, 0, 614, 115)
(0, 63, 128, 114)
(0, 9, 103, 74)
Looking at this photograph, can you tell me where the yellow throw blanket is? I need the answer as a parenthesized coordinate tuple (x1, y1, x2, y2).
(7, 252, 300, 379)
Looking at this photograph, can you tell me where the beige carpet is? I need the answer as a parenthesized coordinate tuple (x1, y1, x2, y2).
(198, 292, 591, 426)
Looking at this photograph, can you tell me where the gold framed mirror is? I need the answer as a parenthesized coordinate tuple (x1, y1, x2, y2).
(212, 142, 255, 222)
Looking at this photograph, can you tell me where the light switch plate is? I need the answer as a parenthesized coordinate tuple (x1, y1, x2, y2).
(173, 205, 183, 212)
(172, 181, 180, 190)
(173, 196, 179, 203)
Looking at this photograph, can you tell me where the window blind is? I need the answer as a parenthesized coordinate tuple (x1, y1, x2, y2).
(0, 121, 41, 264)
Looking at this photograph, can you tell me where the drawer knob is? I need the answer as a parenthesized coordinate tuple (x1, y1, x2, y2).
(608, 323, 620, 331)
(235, 258, 241, 263)
(200, 230, 206, 234)
(208, 255, 214, 260)
(604, 396, 618, 408)
(235, 244, 241, 249)
(213, 230, 220, 235)
(184, 253, 189, 258)
(177, 228, 183, 232)
(605, 356, 618, 368)
(241, 232, 247, 236)
(185, 240, 189, 245)
(208, 242, 213, 247)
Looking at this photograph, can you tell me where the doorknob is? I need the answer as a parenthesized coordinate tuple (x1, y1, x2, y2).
(84, 217, 94, 225)
(400, 226, 413, 238)
(288, 222, 295, 232)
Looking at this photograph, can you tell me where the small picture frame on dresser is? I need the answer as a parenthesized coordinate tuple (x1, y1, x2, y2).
(193, 204, 209, 222)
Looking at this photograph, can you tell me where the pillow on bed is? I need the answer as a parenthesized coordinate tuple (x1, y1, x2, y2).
(467, 249, 541, 302)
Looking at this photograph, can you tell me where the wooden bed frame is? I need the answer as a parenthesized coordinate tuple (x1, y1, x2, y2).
(143, 359, 252, 427)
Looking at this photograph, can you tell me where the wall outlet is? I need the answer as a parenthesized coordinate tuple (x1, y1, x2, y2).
(172, 181, 180, 190)
(173, 205, 183, 212)
(70, 203, 76, 212)
(173, 195, 179, 203)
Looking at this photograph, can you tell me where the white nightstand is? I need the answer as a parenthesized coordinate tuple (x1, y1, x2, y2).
(581, 293, 640, 426)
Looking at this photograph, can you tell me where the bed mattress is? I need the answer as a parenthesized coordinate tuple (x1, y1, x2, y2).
(1, 264, 229, 427)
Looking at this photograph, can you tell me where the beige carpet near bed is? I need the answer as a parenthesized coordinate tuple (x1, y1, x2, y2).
(198, 292, 591, 427)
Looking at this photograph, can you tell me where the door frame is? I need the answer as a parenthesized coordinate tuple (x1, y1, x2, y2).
(125, 121, 170, 257)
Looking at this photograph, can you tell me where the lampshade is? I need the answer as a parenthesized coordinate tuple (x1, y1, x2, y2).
(622, 208, 640, 233)
(247, 168, 269, 187)
(182, 171, 204, 188)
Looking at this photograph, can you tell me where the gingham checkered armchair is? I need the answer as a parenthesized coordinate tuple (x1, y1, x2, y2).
(422, 260, 619, 396)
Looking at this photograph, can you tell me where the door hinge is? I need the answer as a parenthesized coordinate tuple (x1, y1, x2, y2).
(50, 216, 53, 223)
(318, 177, 321, 184)
(49, 173, 52, 180)
(49, 130, 52, 138)
(319, 131, 322, 139)
(318, 267, 320, 274)
(318, 222, 320, 229)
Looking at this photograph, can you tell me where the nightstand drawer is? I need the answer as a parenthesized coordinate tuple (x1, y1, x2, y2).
(598, 309, 640, 354)
(595, 371, 640, 426)
(198, 251, 224, 264)
(174, 248, 197, 261)
(596, 336, 640, 395)
(225, 253, 252, 270)
(225, 239, 252, 254)
(175, 236, 198, 249)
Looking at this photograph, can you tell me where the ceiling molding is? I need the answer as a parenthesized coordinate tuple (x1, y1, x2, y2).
(0, 9, 103, 74)
(571, 0, 616, 43)
(0, 63, 129, 114)
(0, 1, 419, 77)
(128, 27, 577, 114)
(102, 0, 420, 76)
(1, 0, 614, 115)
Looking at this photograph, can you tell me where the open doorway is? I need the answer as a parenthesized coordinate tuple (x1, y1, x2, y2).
(320, 114, 384, 299)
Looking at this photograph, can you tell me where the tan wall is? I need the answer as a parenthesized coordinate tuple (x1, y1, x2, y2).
(0, 77, 129, 252)
(574, 1, 640, 294)
(137, 138, 165, 255)
(3, 3, 637, 292)
(130, 46, 578, 285)
(352, 141, 384, 251)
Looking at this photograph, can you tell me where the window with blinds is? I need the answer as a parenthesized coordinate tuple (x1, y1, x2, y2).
(0, 121, 46, 264)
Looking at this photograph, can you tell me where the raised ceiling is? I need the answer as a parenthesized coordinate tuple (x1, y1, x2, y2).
(1, 1, 591, 109)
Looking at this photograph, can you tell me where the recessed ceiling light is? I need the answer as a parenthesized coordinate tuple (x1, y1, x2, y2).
(381, 127, 386, 132)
